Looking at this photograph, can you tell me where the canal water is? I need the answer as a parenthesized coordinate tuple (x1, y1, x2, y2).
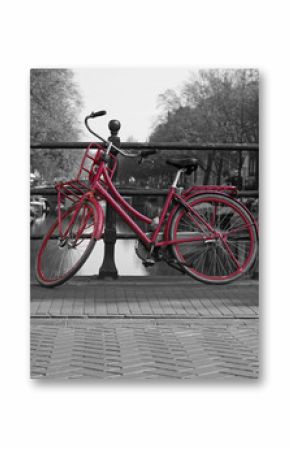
(30, 196, 179, 281)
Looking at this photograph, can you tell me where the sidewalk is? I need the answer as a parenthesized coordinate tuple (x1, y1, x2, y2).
(31, 276, 258, 319)
(30, 277, 259, 379)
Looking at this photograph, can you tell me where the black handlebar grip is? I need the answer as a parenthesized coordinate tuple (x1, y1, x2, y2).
(90, 110, 107, 118)
(140, 149, 157, 158)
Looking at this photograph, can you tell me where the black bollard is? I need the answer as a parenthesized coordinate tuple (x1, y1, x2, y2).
(98, 119, 121, 279)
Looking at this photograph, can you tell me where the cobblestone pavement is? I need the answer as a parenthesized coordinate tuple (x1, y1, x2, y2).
(30, 278, 259, 380)
(31, 318, 258, 379)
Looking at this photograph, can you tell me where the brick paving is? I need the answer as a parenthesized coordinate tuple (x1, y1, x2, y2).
(30, 277, 259, 380)
(31, 277, 258, 318)
(31, 318, 259, 379)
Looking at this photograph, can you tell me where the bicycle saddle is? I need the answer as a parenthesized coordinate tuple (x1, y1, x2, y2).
(166, 158, 198, 174)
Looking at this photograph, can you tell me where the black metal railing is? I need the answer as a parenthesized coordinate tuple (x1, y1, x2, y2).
(31, 142, 259, 151)
(31, 120, 259, 278)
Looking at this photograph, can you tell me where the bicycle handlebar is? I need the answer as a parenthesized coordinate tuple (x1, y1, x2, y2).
(89, 110, 107, 118)
(84, 111, 157, 160)
(112, 147, 157, 160)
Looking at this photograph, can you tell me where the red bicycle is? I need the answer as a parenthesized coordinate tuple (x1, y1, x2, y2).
(36, 111, 258, 287)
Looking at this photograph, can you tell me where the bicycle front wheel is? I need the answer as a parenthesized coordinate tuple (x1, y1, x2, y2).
(36, 200, 100, 287)
(169, 193, 258, 284)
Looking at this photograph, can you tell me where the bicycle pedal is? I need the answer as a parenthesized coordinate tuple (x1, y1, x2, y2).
(142, 258, 155, 267)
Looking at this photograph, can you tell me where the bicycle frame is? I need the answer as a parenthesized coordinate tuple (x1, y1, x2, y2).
(90, 159, 217, 249)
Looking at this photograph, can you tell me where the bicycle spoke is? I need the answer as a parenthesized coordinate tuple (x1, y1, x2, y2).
(183, 246, 205, 264)
(225, 223, 255, 236)
(198, 246, 209, 274)
(220, 239, 241, 269)
(215, 247, 225, 276)
(210, 204, 218, 227)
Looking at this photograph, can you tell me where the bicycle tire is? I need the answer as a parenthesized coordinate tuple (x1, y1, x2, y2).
(169, 193, 258, 284)
(36, 200, 100, 287)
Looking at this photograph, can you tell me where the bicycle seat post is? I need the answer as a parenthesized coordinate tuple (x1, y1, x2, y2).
(172, 168, 186, 188)
(98, 119, 121, 279)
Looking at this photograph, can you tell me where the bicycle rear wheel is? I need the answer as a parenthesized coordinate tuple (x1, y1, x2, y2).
(169, 193, 258, 284)
(36, 200, 100, 287)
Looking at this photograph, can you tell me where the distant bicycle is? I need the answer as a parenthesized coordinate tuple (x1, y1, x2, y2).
(36, 111, 258, 287)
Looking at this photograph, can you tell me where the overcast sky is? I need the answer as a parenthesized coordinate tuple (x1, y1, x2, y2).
(73, 67, 193, 142)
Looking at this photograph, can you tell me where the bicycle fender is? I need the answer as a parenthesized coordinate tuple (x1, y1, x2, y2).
(86, 197, 104, 239)
(183, 185, 237, 198)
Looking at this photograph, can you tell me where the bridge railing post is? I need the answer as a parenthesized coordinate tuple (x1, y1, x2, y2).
(98, 119, 121, 279)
